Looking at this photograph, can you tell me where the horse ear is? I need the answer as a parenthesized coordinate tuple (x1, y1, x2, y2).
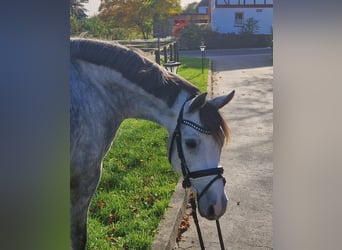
(208, 90, 235, 110)
(188, 92, 207, 113)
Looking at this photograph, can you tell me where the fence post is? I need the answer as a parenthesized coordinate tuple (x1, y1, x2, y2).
(163, 47, 167, 63)
(155, 50, 160, 65)
(155, 36, 161, 65)
(169, 44, 173, 61)
(174, 42, 179, 62)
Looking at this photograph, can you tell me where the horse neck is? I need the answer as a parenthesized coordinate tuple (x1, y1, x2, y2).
(76, 60, 190, 135)
(126, 90, 189, 134)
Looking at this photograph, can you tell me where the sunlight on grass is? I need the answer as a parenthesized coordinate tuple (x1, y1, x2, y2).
(87, 57, 208, 249)
(178, 57, 209, 92)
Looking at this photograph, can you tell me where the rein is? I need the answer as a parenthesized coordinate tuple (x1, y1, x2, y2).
(189, 194, 225, 250)
(168, 97, 226, 250)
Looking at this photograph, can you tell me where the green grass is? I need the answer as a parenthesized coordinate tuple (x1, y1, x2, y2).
(86, 56, 209, 250)
(177, 56, 209, 92)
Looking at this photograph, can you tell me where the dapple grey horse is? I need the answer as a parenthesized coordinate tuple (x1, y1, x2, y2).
(70, 38, 234, 249)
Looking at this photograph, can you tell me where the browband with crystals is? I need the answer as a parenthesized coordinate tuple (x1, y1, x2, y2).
(182, 119, 212, 135)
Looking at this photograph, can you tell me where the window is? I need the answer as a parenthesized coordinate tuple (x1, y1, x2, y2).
(234, 12, 244, 26)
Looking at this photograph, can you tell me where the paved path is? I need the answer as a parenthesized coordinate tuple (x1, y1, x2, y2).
(176, 53, 273, 249)
(180, 47, 272, 58)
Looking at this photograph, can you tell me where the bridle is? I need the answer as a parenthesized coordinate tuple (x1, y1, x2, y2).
(168, 96, 226, 199)
(168, 96, 226, 250)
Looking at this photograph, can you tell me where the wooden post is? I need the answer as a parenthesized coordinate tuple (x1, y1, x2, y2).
(155, 35, 161, 64)
(155, 50, 160, 65)
(174, 42, 179, 62)
(169, 44, 173, 61)
(163, 47, 167, 63)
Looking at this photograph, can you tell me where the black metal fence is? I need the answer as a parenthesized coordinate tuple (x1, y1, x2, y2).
(116, 37, 179, 65)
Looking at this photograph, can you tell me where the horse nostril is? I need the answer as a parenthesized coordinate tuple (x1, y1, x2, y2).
(207, 205, 215, 218)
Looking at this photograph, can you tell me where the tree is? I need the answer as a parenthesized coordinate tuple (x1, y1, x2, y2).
(177, 23, 212, 49)
(182, 2, 199, 14)
(70, 14, 82, 36)
(99, 0, 181, 39)
(240, 17, 259, 35)
(70, 0, 89, 20)
(83, 16, 131, 40)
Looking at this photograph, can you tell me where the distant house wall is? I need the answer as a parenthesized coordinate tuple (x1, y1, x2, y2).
(198, 0, 209, 14)
(198, 6, 208, 14)
(210, 0, 273, 34)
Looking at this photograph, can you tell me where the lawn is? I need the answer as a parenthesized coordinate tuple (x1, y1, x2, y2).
(177, 56, 209, 93)
(87, 57, 209, 249)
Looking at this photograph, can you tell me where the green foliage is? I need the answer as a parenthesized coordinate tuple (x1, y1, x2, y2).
(83, 16, 131, 40)
(82, 16, 110, 38)
(70, 15, 131, 40)
(70, 14, 82, 35)
(70, 0, 181, 39)
(70, 0, 88, 20)
(86, 57, 208, 249)
(178, 57, 209, 92)
(182, 2, 199, 13)
(178, 23, 213, 49)
(178, 23, 209, 49)
(99, 0, 182, 39)
(178, 23, 272, 49)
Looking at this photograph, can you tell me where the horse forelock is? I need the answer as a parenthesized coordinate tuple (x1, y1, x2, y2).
(70, 38, 199, 106)
(199, 103, 230, 145)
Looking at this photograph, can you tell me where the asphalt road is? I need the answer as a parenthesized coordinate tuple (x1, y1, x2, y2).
(179, 47, 272, 58)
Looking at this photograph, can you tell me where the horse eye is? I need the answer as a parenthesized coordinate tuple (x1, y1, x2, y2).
(185, 139, 197, 149)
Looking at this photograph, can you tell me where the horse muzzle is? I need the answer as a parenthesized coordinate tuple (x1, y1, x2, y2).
(199, 190, 228, 220)
(193, 176, 228, 220)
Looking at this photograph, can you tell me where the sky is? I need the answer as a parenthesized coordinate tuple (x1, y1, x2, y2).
(83, 0, 201, 16)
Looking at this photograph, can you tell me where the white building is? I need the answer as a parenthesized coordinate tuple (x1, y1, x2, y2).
(198, 0, 273, 34)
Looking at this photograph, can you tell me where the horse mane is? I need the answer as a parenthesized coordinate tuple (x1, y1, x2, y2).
(70, 38, 199, 106)
(200, 103, 230, 145)
(70, 38, 229, 144)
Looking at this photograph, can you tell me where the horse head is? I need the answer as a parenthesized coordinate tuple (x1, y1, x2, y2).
(168, 90, 235, 220)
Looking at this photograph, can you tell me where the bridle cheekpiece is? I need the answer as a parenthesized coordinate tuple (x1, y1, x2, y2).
(168, 96, 226, 201)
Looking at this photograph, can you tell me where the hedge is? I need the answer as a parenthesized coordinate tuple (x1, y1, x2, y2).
(177, 24, 272, 50)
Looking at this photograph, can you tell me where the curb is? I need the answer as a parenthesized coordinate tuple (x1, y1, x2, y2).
(151, 178, 187, 250)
